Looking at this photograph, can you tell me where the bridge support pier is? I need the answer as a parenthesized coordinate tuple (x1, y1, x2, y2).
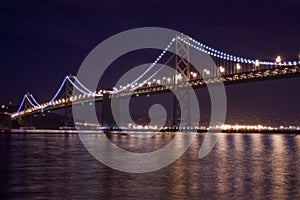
(22, 115, 34, 127)
(102, 93, 120, 129)
(64, 106, 74, 127)
(173, 88, 192, 127)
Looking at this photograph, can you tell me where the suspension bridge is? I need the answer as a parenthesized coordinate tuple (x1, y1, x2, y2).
(11, 34, 300, 128)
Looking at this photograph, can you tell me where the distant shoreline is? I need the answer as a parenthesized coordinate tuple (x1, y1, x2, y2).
(0, 128, 299, 135)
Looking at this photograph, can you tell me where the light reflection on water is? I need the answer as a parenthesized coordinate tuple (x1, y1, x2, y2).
(0, 132, 299, 199)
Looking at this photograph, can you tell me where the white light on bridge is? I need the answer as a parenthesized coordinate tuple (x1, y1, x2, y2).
(276, 56, 282, 63)
(203, 69, 210, 76)
(255, 59, 260, 67)
(236, 63, 241, 70)
(191, 72, 197, 78)
(219, 66, 225, 73)
(176, 74, 182, 80)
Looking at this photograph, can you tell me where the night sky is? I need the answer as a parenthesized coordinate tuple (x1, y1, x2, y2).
(1, 0, 300, 122)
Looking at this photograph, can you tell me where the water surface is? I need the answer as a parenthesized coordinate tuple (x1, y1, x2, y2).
(0, 132, 299, 199)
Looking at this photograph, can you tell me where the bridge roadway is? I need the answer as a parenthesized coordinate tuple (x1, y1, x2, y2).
(14, 64, 300, 118)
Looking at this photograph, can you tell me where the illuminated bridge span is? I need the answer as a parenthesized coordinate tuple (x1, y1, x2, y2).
(12, 34, 300, 126)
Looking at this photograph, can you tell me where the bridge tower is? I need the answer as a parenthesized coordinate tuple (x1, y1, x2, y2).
(102, 92, 120, 129)
(173, 34, 191, 127)
(22, 94, 34, 127)
(64, 76, 74, 127)
(23, 94, 33, 111)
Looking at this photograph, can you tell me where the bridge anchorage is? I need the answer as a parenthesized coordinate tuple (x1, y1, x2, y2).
(11, 33, 300, 130)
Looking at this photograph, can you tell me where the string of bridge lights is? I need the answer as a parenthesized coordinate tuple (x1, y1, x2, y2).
(73, 76, 101, 96)
(129, 65, 164, 92)
(111, 38, 176, 94)
(50, 76, 68, 102)
(29, 94, 41, 107)
(14, 38, 177, 114)
(66, 76, 101, 97)
(16, 95, 26, 113)
(25, 95, 38, 108)
(184, 36, 300, 66)
(129, 54, 175, 92)
(15, 76, 102, 115)
(14, 33, 300, 116)
(16, 94, 40, 113)
(184, 37, 256, 64)
(49, 75, 103, 104)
